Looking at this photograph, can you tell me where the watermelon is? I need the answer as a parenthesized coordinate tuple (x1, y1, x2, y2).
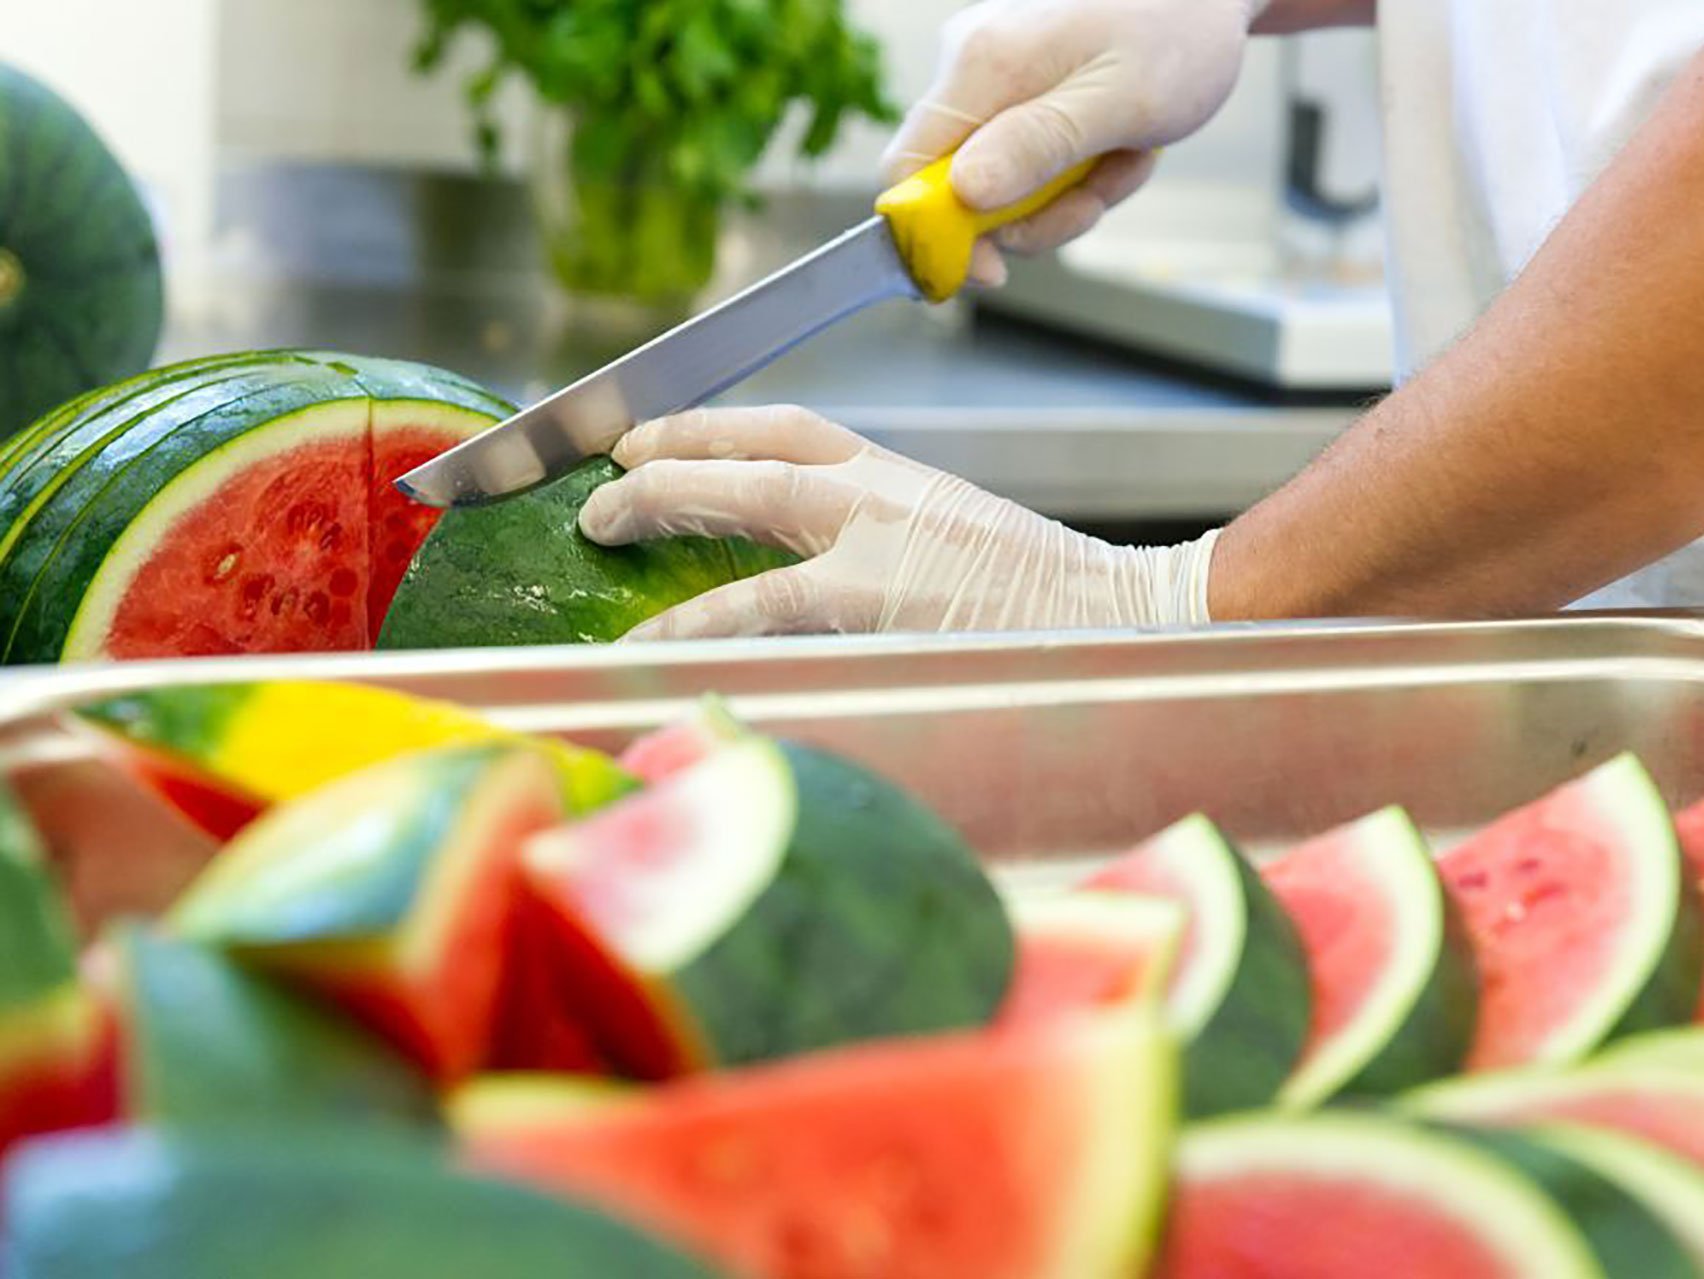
(1537, 1127, 1704, 1271)
(484, 894, 610, 1075)
(376, 456, 795, 649)
(0, 783, 115, 1158)
(75, 678, 634, 832)
(1086, 813, 1311, 1116)
(1264, 806, 1478, 1105)
(0, 65, 162, 440)
(618, 696, 747, 785)
(1595, 1026, 1704, 1072)
(1406, 1063, 1704, 1168)
(112, 924, 438, 1133)
(1440, 754, 1701, 1070)
(1157, 1113, 1609, 1279)
(523, 735, 1014, 1077)
(171, 743, 565, 1082)
(998, 890, 1183, 1029)
(0, 350, 505, 663)
(459, 1010, 1176, 1279)
(1, 1128, 723, 1278)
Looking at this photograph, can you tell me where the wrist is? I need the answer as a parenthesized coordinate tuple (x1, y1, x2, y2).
(1108, 529, 1223, 627)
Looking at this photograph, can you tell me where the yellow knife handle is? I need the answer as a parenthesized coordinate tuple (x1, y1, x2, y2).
(875, 155, 1097, 304)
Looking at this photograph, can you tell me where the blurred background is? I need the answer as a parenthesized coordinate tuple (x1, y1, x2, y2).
(1, 0, 1391, 543)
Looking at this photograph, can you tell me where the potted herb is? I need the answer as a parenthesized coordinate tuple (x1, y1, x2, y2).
(415, 0, 895, 309)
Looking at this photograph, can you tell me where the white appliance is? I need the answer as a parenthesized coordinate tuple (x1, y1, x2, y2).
(979, 30, 1394, 392)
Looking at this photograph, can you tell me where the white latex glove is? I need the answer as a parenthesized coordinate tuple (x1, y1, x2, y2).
(883, 0, 1266, 285)
(578, 407, 1220, 640)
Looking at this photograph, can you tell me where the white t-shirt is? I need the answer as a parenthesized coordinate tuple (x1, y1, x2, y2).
(1377, 1, 1704, 606)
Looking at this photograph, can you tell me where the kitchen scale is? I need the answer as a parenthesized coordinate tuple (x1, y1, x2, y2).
(977, 30, 1396, 394)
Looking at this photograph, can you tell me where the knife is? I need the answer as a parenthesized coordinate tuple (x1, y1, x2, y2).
(395, 154, 1094, 508)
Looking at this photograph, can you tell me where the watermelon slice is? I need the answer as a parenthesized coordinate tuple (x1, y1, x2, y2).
(1264, 806, 1478, 1105)
(3, 1128, 722, 1279)
(1440, 754, 1701, 1070)
(1154, 1113, 1603, 1279)
(1085, 813, 1311, 1116)
(458, 1010, 1176, 1279)
(617, 696, 747, 786)
(1536, 1127, 1704, 1271)
(113, 924, 437, 1132)
(171, 743, 565, 1082)
(1406, 1063, 1704, 1168)
(998, 890, 1183, 1028)
(523, 736, 1014, 1077)
(1672, 796, 1704, 1016)
(0, 782, 116, 1157)
(75, 678, 634, 831)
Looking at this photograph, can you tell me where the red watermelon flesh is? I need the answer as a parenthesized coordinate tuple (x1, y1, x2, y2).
(999, 894, 1181, 1029)
(0, 998, 119, 1161)
(1439, 757, 1693, 1071)
(367, 420, 471, 635)
(104, 438, 368, 658)
(484, 896, 608, 1075)
(1674, 798, 1704, 1017)
(92, 738, 264, 843)
(1157, 1172, 1514, 1278)
(461, 1012, 1174, 1279)
(1265, 839, 1385, 1059)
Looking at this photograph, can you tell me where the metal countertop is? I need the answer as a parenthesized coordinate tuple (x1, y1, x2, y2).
(161, 162, 1372, 522)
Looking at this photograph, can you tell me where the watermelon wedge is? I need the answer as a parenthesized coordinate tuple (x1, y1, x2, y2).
(3, 1128, 722, 1279)
(1536, 1126, 1704, 1271)
(0, 782, 116, 1157)
(171, 743, 565, 1082)
(1440, 754, 1701, 1070)
(998, 890, 1183, 1029)
(1406, 1063, 1704, 1168)
(458, 1010, 1176, 1279)
(1264, 806, 1478, 1105)
(523, 736, 1014, 1077)
(1085, 813, 1311, 1116)
(1155, 1113, 1603, 1279)
(113, 924, 438, 1133)
(75, 678, 634, 832)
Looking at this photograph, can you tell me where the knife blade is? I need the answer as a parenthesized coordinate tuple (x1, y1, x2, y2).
(397, 155, 1094, 508)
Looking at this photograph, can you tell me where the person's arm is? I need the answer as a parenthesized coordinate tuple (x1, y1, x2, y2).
(1210, 48, 1704, 619)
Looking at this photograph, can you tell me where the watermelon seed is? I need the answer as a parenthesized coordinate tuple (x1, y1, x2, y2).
(269, 588, 298, 618)
(303, 592, 331, 625)
(317, 523, 344, 552)
(1503, 901, 1528, 924)
(1516, 857, 1544, 875)
(286, 501, 328, 537)
(207, 547, 241, 583)
(237, 575, 275, 621)
(329, 568, 359, 598)
(1455, 870, 1490, 891)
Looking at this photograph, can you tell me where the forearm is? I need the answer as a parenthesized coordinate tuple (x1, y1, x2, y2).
(1251, 0, 1375, 35)
(1210, 49, 1704, 620)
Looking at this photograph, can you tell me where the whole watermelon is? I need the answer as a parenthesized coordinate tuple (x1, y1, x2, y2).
(0, 65, 163, 440)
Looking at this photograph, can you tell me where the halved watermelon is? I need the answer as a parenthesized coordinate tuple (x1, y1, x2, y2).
(1264, 806, 1478, 1105)
(0, 350, 507, 664)
(1406, 1063, 1704, 1168)
(1085, 813, 1311, 1116)
(113, 923, 438, 1132)
(1154, 1113, 1603, 1279)
(3, 1127, 722, 1279)
(75, 678, 634, 830)
(523, 736, 1014, 1077)
(458, 1010, 1176, 1279)
(171, 743, 564, 1082)
(1439, 754, 1701, 1070)
(998, 890, 1183, 1029)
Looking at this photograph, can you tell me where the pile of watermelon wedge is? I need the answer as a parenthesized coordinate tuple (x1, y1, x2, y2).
(0, 350, 791, 666)
(14, 684, 1704, 1277)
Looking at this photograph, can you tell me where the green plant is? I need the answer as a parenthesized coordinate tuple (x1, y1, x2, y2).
(414, 0, 897, 303)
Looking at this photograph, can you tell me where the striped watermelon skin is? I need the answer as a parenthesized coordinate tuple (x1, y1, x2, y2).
(0, 65, 163, 439)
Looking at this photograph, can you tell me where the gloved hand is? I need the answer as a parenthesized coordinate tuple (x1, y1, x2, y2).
(578, 406, 1220, 639)
(883, 0, 1267, 284)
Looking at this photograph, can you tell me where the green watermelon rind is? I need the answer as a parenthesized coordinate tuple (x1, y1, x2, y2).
(1113, 814, 1312, 1118)
(1445, 1125, 1696, 1279)
(1403, 1060, 1704, 1136)
(1173, 1113, 1602, 1278)
(1593, 1027, 1704, 1073)
(0, 1127, 722, 1279)
(1507, 754, 1701, 1064)
(1275, 806, 1478, 1108)
(1535, 1126, 1704, 1269)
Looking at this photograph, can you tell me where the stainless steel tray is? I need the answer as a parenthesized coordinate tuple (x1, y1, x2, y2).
(6, 614, 1704, 922)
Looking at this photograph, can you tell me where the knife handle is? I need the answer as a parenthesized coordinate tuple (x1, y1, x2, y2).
(875, 154, 1097, 303)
